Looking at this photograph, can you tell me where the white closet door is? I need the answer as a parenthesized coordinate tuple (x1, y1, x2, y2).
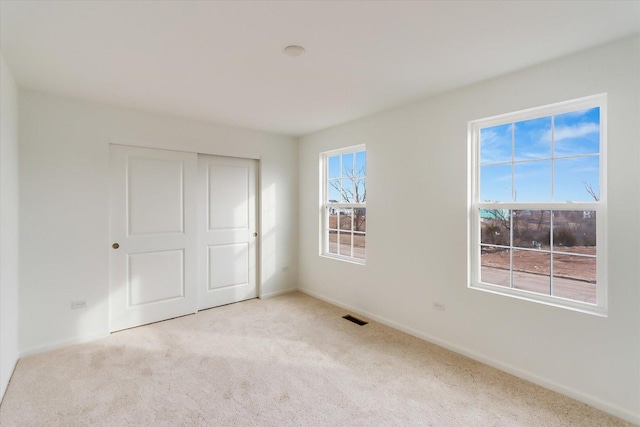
(109, 145, 197, 332)
(198, 154, 258, 310)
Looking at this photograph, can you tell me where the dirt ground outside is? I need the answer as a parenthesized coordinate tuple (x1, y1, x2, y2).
(327, 213, 366, 259)
(481, 246, 597, 303)
(481, 246, 596, 281)
(328, 233, 365, 259)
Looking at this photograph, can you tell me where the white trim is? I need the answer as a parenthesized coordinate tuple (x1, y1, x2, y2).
(20, 331, 110, 358)
(468, 94, 607, 315)
(297, 287, 639, 425)
(0, 359, 18, 406)
(319, 253, 366, 266)
(472, 282, 606, 317)
(258, 287, 297, 299)
(469, 94, 607, 130)
(476, 202, 598, 210)
(320, 145, 367, 263)
(321, 144, 367, 158)
(111, 139, 261, 160)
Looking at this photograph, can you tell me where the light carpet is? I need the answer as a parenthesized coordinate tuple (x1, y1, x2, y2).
(0, 292, 632, 426)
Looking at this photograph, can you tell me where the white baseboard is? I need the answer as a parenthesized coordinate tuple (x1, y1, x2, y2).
(0, 357, 19, 405)
(298, 287, 640, 426)
(259, 287, 297, 299)
(20, 331, 109, 359)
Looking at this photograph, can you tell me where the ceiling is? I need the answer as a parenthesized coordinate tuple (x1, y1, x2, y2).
(1, 1, 639, 137)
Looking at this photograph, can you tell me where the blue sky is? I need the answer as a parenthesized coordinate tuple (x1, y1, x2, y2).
(328, 151, 366, 203)
(480, 107, 600, 202)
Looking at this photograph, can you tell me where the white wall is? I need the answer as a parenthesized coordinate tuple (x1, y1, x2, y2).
(299, 36, 640, 423)
(18, 90, 298, 355)
(0, 54, 20, 400)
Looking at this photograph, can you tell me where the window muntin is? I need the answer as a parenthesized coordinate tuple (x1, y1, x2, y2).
(469, 95, 606, 315)
(322, 146, 366, 263)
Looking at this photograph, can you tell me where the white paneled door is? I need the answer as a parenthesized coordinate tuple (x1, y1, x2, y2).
(198, 155, 258, 310)
(109, 146, 198, 332)
(109, 146, 258, 332)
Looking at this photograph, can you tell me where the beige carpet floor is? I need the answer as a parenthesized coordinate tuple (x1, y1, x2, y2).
(0, 292, 632, 426)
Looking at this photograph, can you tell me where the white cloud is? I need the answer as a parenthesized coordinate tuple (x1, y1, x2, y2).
(571, 166, 599, 174)
(552, 122, 599, 141)
(481, 128, 512, 163)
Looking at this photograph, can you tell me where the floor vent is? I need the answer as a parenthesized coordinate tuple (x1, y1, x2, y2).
(342, 315, 368, 326)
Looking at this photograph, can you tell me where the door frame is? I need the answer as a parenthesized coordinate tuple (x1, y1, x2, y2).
(108, 143, 262, 331)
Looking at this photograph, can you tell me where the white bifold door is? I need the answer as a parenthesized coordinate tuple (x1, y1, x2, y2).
(109, 146, 257, 332)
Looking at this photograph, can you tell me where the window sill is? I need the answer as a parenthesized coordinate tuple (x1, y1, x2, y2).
(320, 253, 366, 266)
(469, 281, 607, 317)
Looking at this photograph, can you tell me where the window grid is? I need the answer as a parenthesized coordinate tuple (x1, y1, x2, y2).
(470, 94, 606, 316)
(321, 145, 366, 264)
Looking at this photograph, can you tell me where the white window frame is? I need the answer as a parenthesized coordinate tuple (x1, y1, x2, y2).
(468, 94, 607, 316)
(320, 144, 366, 264)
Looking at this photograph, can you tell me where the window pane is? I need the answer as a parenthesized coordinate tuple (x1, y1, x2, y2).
(342, 153, 354, 177)
(480, 209, 510, 246)
(323, 146, 366, 262)
(480, 246, 510, 287)
(554, 107, 600, 157)
(554, 156, 599, 202)
(480, 123, 512, 165)
(341, 179, 354, 203)
(355, 151, 366, 177)
(472, 98, 604, 311)
(328, 180, 340, 203)
(553, 211, 597, 251)
(354, 208, 366, 232)
(353, 233, 365, 260)
(553, 211, 596, 251)
(552, 254, 596, 304)
(480, 164, 512, 202)
(513, 210, 551, 249)
(327, 208, 337, 229)
(514, 160, 551, 202)
(338, 232, 352, 257)
(513, 249, 550, 295)
(514, 117, 551, 161)
(328, 230, 338, 254)
(355, 178, 366, 203)
(328, 155, 340, 179)
(339, 208, 352, 230)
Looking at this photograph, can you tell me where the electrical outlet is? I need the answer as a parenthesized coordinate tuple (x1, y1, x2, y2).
(71, 300, 87, 309)
(433, 302, 445, 311)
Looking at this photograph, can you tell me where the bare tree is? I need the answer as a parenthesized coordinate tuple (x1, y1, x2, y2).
(582, 181, 600, 201)
(481, 209, 510, 246)
(330, 165, 366, 231)
(486, 209, 510, 228)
